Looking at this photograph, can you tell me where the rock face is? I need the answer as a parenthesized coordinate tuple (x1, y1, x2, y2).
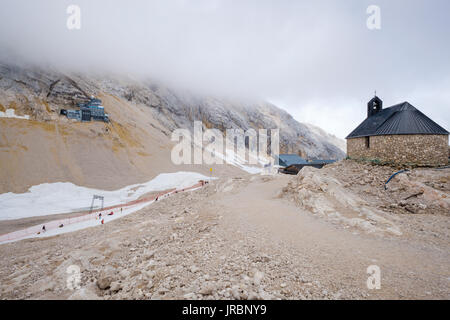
(0, 61, 345, 160)
(100, 82, 346, 160)
(281, 160, 450, 236)
(282, 164, 403, 236)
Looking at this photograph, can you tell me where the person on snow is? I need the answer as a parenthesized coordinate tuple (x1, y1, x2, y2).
(42, 225, 46, 233)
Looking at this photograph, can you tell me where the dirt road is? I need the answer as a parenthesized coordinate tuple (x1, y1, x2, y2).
(214, 176, 449, 299)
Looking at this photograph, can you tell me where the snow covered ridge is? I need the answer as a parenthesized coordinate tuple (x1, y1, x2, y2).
(0, 171, 212, 220)
(0, 108, 30, 120)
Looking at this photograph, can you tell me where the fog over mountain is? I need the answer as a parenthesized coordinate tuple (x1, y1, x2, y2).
(1, 0, 449, 138)
(1, 1, 450, 302)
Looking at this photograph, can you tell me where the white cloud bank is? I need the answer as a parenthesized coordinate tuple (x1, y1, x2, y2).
(0, 0, 449, 138)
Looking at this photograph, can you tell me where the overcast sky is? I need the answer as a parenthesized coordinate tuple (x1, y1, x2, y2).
(0, 0, 449, 138)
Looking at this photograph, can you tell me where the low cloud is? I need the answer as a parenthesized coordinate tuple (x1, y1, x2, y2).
(1, 0, 449, 138)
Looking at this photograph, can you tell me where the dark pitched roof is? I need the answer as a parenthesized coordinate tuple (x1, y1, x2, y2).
(308, 159, 337, 165)
(346, 102, 449, 139)
(276, 154, 308, 167)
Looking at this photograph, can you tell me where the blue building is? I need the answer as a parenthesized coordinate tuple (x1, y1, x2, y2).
(276, 154, 337, 175)
(61, 97, 109, 122)
(275, 154, 308, 167)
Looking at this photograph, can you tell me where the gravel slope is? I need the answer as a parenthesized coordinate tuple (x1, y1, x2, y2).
(1, 168, 448, 300)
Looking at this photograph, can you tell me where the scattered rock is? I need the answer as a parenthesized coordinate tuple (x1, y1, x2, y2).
(253, 270, 264, 286)
(110, 281, 122, 292)
(199, 282, 215, 296)
(183, 292, 196, 299)
(97, 268, 116, 290)
(119, 269, 130, 279)
(68, 285, 101, 300)
(190, 265, 199, 273)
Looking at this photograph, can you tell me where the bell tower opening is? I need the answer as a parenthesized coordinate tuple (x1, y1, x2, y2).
(367, 95, 383, 118)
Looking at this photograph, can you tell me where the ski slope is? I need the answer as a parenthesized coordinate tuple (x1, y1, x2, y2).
(0, 171, 211, 220)
(0, 184, 203, 244)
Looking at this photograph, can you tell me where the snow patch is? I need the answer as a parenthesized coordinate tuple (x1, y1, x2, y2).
(0, 109, 30, 120)
(0, 171, 211, 220)
(0, 186, 203, 244)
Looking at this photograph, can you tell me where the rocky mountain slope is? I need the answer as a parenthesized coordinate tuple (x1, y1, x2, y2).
(0, 61, 345, 193)
(1, 168, 448, 300)
(282, 160, 449, 242)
